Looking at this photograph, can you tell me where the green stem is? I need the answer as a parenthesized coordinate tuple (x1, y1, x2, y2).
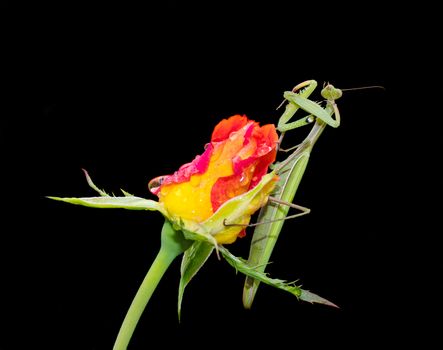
(113, 220, 191, 350)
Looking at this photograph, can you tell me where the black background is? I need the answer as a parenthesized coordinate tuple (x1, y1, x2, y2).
(2, 1, 442, 349)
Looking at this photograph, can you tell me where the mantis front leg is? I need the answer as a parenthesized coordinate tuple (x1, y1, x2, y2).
(276, 80, 318, 142)
(281, 82, 342, 130)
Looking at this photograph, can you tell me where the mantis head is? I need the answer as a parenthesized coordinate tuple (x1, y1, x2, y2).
(321, 83, 343, 101)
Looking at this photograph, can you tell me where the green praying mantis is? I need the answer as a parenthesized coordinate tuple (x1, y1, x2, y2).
(242, 79, 342, 308)
(242, 79, 383, 308)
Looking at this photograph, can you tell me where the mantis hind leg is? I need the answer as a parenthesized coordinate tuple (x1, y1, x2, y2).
(223, 196, 310, 228)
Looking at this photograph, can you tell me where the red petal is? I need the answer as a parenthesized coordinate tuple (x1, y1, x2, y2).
(211, 115, 249, 142)
(211, 172, 250, 212)
(249, 124, 278, 187)
(211, 122, 278, 211)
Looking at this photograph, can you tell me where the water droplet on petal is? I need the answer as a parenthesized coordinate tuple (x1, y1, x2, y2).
(229, 130, 240, 142)
(239, 174, 249, 185)
(148, 176, 166, 193)
(257, 145, 272, 156)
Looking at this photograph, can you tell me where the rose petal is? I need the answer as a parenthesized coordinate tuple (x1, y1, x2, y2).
(211, 121, 278, 210)
(211, 114, 249, 142)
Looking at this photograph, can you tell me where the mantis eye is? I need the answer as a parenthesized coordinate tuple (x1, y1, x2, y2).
(148, 176, 166, 193)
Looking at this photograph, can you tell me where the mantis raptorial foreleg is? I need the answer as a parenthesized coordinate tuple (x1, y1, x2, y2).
(276, 80, 318, 145)
(243, 80, 342, 309)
